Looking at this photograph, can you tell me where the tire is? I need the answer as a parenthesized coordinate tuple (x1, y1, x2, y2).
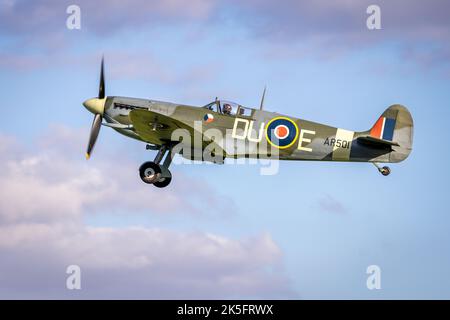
(139, 162, 161, 184)
(381, 166, 391, 176)
(154, 169, 172, 188)
(154, 177, 172, 188)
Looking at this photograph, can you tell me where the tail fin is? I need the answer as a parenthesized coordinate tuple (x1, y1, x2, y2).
(362, 104, 413, 162)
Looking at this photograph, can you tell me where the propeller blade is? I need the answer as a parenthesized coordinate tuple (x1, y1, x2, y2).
(86, 114, 102, 160)
(98, 56, 105, 99)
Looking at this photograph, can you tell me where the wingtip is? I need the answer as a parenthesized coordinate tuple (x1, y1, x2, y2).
(85, 153, 90, 160)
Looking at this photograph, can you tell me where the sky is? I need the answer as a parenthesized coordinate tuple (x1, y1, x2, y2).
(0, 0, 450, 299)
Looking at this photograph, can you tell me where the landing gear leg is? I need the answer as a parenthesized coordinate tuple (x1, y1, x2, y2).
(373, 162, 391, 176)
(139, 144, 174, 187)
(154, 147, 174, 188)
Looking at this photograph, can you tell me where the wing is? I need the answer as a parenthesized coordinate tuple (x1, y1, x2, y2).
(129, 109, 227, 163)
(129, 109, 192, 145)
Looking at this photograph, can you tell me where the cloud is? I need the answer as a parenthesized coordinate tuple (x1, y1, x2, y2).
(0, 0, 216, 37)
(106, 52, 221, 85)
(0, 126, 295, 298)
(2, 0, 449, 75)
(0, 52, 45, 71)
(0, 0, 220, 75)
(317, 194, 347, 215)
(0, 223, 293, 299)
(229, 0, 450, 43)
(228, 0, 450, 67)
(0, 125, 237, 222)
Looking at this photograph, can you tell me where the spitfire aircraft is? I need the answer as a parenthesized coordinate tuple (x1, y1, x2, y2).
(82, 58, 413, 188)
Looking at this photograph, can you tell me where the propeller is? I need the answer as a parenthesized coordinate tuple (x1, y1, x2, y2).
(83, 57, 106, 159)
(98, 57, 105, 99)
(86, 114, 102, 159)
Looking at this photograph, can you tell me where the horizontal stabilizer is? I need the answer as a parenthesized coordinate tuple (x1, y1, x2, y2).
(357, 135, 400, 148)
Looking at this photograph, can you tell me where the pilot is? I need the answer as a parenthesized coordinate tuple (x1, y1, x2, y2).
(223, 103, 232, 115)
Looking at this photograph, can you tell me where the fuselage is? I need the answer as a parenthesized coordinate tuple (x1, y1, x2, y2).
(99, 96, 405, 164)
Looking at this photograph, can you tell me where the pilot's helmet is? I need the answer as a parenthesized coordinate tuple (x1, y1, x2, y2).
(223, 104, 232, 112)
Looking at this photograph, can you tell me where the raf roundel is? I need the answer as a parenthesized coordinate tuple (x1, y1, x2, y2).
(203, 113, 214, 123)
(265, 117, 299, 149)
(274, 125, 289, 139)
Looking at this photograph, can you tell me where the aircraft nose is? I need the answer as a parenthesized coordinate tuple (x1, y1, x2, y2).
(83, 98, 105, 115)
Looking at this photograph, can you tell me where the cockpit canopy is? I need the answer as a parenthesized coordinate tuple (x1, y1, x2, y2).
(203, 100, 253, 117)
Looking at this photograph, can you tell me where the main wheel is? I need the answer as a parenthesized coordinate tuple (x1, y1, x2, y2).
(154, 170, 172, 188)
(380, 166, 391, 176)
(139, 161, 161, 184)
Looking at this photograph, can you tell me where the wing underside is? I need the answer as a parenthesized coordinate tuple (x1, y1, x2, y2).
(129, 109, 190, 145)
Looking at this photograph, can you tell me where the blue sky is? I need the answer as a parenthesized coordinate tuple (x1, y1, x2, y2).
(0, 0, 449, 299)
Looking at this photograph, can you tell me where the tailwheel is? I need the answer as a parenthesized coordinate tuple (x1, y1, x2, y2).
(379, 166, 391, 176)
(372, 163, 391, 176)
(154, 170, 172, 188)
(139, 161, 161, 184)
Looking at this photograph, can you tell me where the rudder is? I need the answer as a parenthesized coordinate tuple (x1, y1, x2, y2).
(367, 104, 413, 162)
